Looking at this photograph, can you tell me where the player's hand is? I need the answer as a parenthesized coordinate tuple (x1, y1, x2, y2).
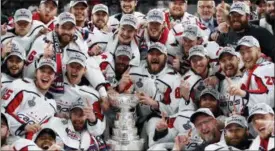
(100, 96, 110, 112)
(210, 31, 220, 41)
(43, 42, 54, 59)
(37, 27, 49, 38)
(174, 129, 192, 151)
(47, 143, 63, 151)
(88, 44, 102, 56)
(172, 56, 180, 72)
(204, 76, 219, 87)
(156, 112, 168, 132)
(25, 123, 41, 133)
(2, 39, 12, 58)
(84, 99, 97, 123)
(180, 80, 190, 100)
(218, 22, 229, 33)
(137, 91, 158, 109)
(118, 68, 132, 93)
(1, 23, 8, 35)
(108, 89, 120, 107)
(227, 77, 246, 97)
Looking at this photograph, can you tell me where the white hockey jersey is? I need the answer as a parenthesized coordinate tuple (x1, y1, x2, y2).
(249, 134, 274, 151)
(149, 111, 203, 151)
(240, 59, 274, 108)
(1, 78, 56, 137)
(127, 61, 183, 116)
(219, 74, 248, 116)
(105, 33, 140, 67)
(205, 141, 241, 151)
(1, 73, 17, 99)
(164, 11, 198, 30)
(12, 138, 42, 151)
(1, 20, 46, 52)
(93, 52, 117, 87)
(44, 117, 105, 151)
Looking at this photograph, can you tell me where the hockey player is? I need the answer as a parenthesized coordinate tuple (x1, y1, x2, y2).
(69, 0, 88, 29)
(45, 100, 108, 150)
(1, 40, 26, 95)
(1, 8, 47, 51)
(228, 36, 274, 109)
(105, 14, 140, 67)
(118, 42, 184, 147)
(247, 103, 274, 150)
(137, 9, 178, 60)
(205, 115, 252, 150)
(108, 0, 145, 30)
(164, 0, 197, 29)
(1, 58, 57, 138)
(32, 0, 58, 31)
(180, 45, 219, 109)
(25, 12, 109, 109)
(188, 108, 223, 151)
(216, 47, 247, 116)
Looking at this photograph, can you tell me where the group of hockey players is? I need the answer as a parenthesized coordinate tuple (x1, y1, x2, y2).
(1, 0, 275, 150)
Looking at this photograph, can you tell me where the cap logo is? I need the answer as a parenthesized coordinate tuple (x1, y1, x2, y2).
(232, 3, 245, 11)
(17, 10, 30, 18)
(123, 17, 136, 25)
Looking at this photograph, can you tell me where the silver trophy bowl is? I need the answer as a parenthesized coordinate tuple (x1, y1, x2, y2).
(109, 93, 139, 111)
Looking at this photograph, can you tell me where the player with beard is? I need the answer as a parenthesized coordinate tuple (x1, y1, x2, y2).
(109, 0, 145, 30)
(1, 40, 25, 95)
(26, 12, 109, 110)
(1, 58, 57, 138)
(216, 1, 275, 62)
(228, 36, 274, 109)
(105, 14, 140, 67)
(248, 103, 274, 150)
(205, 115, 252, 150)
(118, 42, 184, 147)
(32, 0, 58, 31)
(164, 0, 197, 29)
(259, 0, 275, 35)
(180, 45, 219, 110)
(137, 9, 178, 61)
(1, 8, 47, 52)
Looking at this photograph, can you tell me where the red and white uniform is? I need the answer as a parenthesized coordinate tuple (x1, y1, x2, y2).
(25, 31, 108, 98)
(1, 20, 46, 51)
(205, 141, 241, 151)
(105, 33, 140, 67)
(94, 52, 117, 87)
(11, 138, 42, 151)
(32, 12, 57, 31)
(149, 111, 203, 150)
(249, 134, 274, 150)
(1, 73, 17, 99)
(240, 59, 275, 108)
(1, 78, 56, 137)
(164, 11, 197, 30)
(136, 27, 180, 60)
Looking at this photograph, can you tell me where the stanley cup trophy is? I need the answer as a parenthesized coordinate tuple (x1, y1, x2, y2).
(107, 94, 144, 150)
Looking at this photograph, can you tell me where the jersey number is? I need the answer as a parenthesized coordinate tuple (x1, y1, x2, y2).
(175, 87, 181, 98)
(265, 76, 275, 85)
(2, 89, 13, 100)
(26, 50, 37, 65)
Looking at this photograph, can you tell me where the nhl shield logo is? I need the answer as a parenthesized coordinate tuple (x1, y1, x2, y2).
(62, 119, 68, 125)
(183, 121, 192, 130)
(28, 97, 36, 107)
(197, 81, 205, 91)
(136, 78, 143, 88)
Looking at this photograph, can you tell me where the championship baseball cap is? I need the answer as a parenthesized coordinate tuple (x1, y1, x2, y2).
(69, 0, 88, 8)
(188, 45, 208, 60)
(92, 4, 109, 14)
(218, 46, 237, 59)
(40, 0, 58, 6)
(115, 45, 133, 59)
(182, 24, 200, 41)
(230, 2, 250, 15)
(70, 98, 86, 111)
(67, 52, 87, 67)
(225, 115, 248, 128)
(37, 58, 57, 73)
(200, 88, 220, 101)
(190, 108, 215, 124)
(13, 8, 32, 23)
(247, 103, 274, 123)
(147, 9, 165, 24)
(148, 42, 168, 56)
(5, 40, 26, 61)
(57, 12, 76, 26)
(236, 36, 260, 51)
(120, 14, 138, 30)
